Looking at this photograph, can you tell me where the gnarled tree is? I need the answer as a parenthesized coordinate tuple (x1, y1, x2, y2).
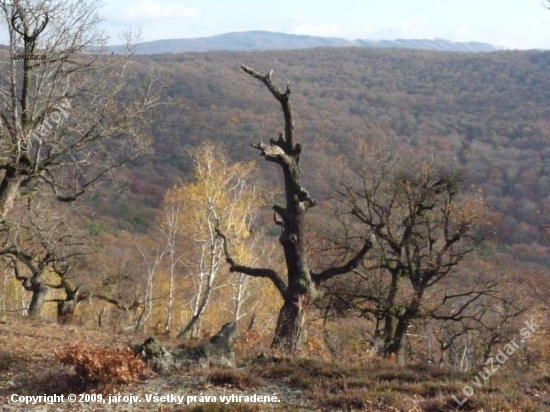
(0, 194, 88, 316)
(322, 140, 494, 365)
(0, 0, 163, 219)
(217, 66, 372, 354)
(0, 0, 163, 315)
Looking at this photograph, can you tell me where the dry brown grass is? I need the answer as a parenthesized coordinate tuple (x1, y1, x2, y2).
(247, 353, 550, 411)
(200, 368, 266, 390)
(0, 314, 549, 411)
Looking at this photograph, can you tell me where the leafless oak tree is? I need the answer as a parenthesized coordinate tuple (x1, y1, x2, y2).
(0, 195, 88, 315)
(321, 140, 506, 365)
(0, 0, 164, 315)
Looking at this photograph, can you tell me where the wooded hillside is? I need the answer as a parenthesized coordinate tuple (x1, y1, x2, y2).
(107, 47, 550, 263)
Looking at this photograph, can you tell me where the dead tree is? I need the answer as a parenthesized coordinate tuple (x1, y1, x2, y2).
(217, 66, 372, 354)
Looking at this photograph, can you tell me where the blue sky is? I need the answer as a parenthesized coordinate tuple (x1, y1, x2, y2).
(99, 1, 550, 49)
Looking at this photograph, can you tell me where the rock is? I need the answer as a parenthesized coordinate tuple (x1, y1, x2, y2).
(134, 337, 175, 372)
(135, 322, 237, 372)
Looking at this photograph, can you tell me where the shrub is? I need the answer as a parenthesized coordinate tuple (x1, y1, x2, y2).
(55, 343, 147, 390)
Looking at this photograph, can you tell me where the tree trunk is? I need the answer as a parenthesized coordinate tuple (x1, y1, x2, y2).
(28, 274, 47, 316)
(0, 168, 24, 221)
(270, 162, 318, 351)
(382, 313, 397, 350)
(57, 299, 77, 324)
(178, 313, 201, 339)
(382, 291, 422, 365)
(178, 272, 211, 339)
(165, 251, 174, 333)
(177, 249, 217, 339)
(380, 270, 404, 361)
(57, 300, 76, 317)
(272, 293, 309, 353)
(383, 316, 409, 366)
(56, 284, 83, 323)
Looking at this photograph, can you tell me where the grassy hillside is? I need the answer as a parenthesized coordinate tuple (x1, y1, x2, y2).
(0, 315, 548, 411)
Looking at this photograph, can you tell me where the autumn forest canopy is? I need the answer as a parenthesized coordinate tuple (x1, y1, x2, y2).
(112, 47, 550, 263)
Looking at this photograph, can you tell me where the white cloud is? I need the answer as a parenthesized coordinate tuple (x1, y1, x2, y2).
(367, 22, 435, 40)
(289, 23, 344, 37)
(124, 1, 199, 22)
(285, 19, 378, 40)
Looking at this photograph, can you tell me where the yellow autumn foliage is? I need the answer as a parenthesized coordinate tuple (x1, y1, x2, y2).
(153, 142, 280, 336)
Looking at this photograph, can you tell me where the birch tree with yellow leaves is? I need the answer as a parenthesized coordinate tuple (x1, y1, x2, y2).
(157, 143, 266, 338)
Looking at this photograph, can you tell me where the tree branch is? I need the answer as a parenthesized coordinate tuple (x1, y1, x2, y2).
(241, 65, 294, 150)
(216, 226, 287, 298)
(83, 293, 142, 311)
(312, 238, 372, 284)
(8, 258, 32, 291)
(251, 142, 291, 165)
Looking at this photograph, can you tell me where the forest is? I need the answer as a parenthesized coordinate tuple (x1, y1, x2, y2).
(0, 1, 549, 411)
(97, 47, 550, 263)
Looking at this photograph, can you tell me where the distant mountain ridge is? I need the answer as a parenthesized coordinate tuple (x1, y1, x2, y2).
(110, 31, 499, 55)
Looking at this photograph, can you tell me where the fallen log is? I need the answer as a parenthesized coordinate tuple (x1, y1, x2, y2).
(134, 322, 237, 371)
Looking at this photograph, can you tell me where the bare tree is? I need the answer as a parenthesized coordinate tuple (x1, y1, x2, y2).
(0, 195, 88, 315)
(423, 258, 527, 369)
(0, 0, 163, 221)
(83, 231, 146, 328)
(217, 67, 372, 354)
(134, 238, 167, 331)
(322, 140, 497, 364)
(0, 0, 163, 317)
(158, 200, 180, 333)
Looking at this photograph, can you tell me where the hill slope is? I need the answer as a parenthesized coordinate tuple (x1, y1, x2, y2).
(100, 47, 550, 263)
(0, 315, 548, 411)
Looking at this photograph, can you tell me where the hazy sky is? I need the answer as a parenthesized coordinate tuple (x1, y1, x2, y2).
(99, 0, 550, 49)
